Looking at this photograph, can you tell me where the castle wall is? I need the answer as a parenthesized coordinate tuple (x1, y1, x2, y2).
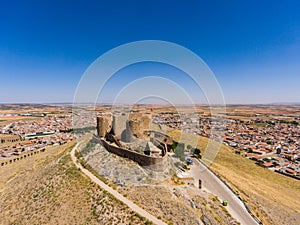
(124, 120, 134, 142)
(98, 136, 167, 168)
(141, 114, 151, 130)
(97, 116, 111, 137)
(127, 113, 151, 139)
(129, 119, 142, 139)
(152, 131, 173, 144)
(112, 114, 127, 139)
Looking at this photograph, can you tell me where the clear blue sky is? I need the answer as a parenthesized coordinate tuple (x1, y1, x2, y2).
(1, 0, 300, 104)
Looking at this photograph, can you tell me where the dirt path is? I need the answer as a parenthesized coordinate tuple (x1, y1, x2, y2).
(70, 142, 167, 225)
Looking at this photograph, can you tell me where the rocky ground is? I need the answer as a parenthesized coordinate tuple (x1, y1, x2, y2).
(83, 142, 239, 225)
(84, 143, 150, 186)
(84, 143, 177, 185)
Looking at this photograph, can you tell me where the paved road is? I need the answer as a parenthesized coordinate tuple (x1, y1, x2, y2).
(70, 142, 167, 225)
(190, 158, 259, 225)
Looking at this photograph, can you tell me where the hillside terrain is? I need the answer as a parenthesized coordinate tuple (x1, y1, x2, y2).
(168, 129, 300, 225)
(0, 142, 147, 225)
(83, 142, 238, 225)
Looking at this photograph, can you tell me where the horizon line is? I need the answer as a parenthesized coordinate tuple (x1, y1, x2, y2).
(1, 102, 300, 106)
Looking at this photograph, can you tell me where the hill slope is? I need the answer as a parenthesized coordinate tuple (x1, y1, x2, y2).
(168, 130, 300, 225)
(0, 142, 147, 225)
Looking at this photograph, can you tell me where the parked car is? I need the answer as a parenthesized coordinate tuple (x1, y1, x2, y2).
(186, 158, 193, 165)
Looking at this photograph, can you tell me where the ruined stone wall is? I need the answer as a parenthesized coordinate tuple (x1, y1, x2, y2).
(141, 114, 151, 130)
(152, 131, 173, 145)
(128, 113, 151, 139)
(128, 119, 142, 139)
(99, 137, 167, 168)
(112, 114, 127, 139)
(124, 121, 134, 142)
(98, 112, 152, 141)
(97, 116, 112, 137)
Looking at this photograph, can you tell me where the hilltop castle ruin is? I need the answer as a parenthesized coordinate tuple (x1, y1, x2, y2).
(95, 112, 173, 168)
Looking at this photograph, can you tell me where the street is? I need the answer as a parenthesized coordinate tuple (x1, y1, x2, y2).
(190, 158, 260, 225)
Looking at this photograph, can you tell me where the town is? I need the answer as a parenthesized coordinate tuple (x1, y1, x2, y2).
(1, 104, 299, 225)
(2, 105, 300, 180)
(0, 114, 76, 158)
(152, 106, 300, 180)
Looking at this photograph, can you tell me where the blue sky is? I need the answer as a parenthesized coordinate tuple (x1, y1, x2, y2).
(0, 0, 300, 104)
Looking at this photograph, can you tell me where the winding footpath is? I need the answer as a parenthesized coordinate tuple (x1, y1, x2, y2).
(70, 142, 167, 225)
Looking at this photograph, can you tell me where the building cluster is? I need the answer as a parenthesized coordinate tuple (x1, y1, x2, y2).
(2, 116, 73, 136)
(153, 112, 300, 180)
(0, 116, 76, 159)
(73, 110, 96, 129)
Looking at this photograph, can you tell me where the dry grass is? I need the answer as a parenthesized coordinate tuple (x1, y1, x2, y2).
(0, 141, 148, 225)
(167, 129, 300, 225)
(123, 185, 236, 225)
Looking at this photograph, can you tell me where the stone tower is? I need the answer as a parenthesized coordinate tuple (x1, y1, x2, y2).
(112, 114, 127, 139)
(128, 113, 152, 139)
(129, 119, 142, 139)
(97, 115, 112, 137)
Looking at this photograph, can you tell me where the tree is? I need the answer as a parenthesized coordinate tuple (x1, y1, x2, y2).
(174, 142, 185, 161)
(144, 142, 151, 156)
(171, 141, 179, 151)
(194, 148, 201, 155)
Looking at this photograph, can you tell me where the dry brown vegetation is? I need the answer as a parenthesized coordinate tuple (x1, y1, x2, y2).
(83, 139, 238, 225)
(168, 129, 300, 225)
(0, 142, 148, 225)
(121, 184, 237, 225)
